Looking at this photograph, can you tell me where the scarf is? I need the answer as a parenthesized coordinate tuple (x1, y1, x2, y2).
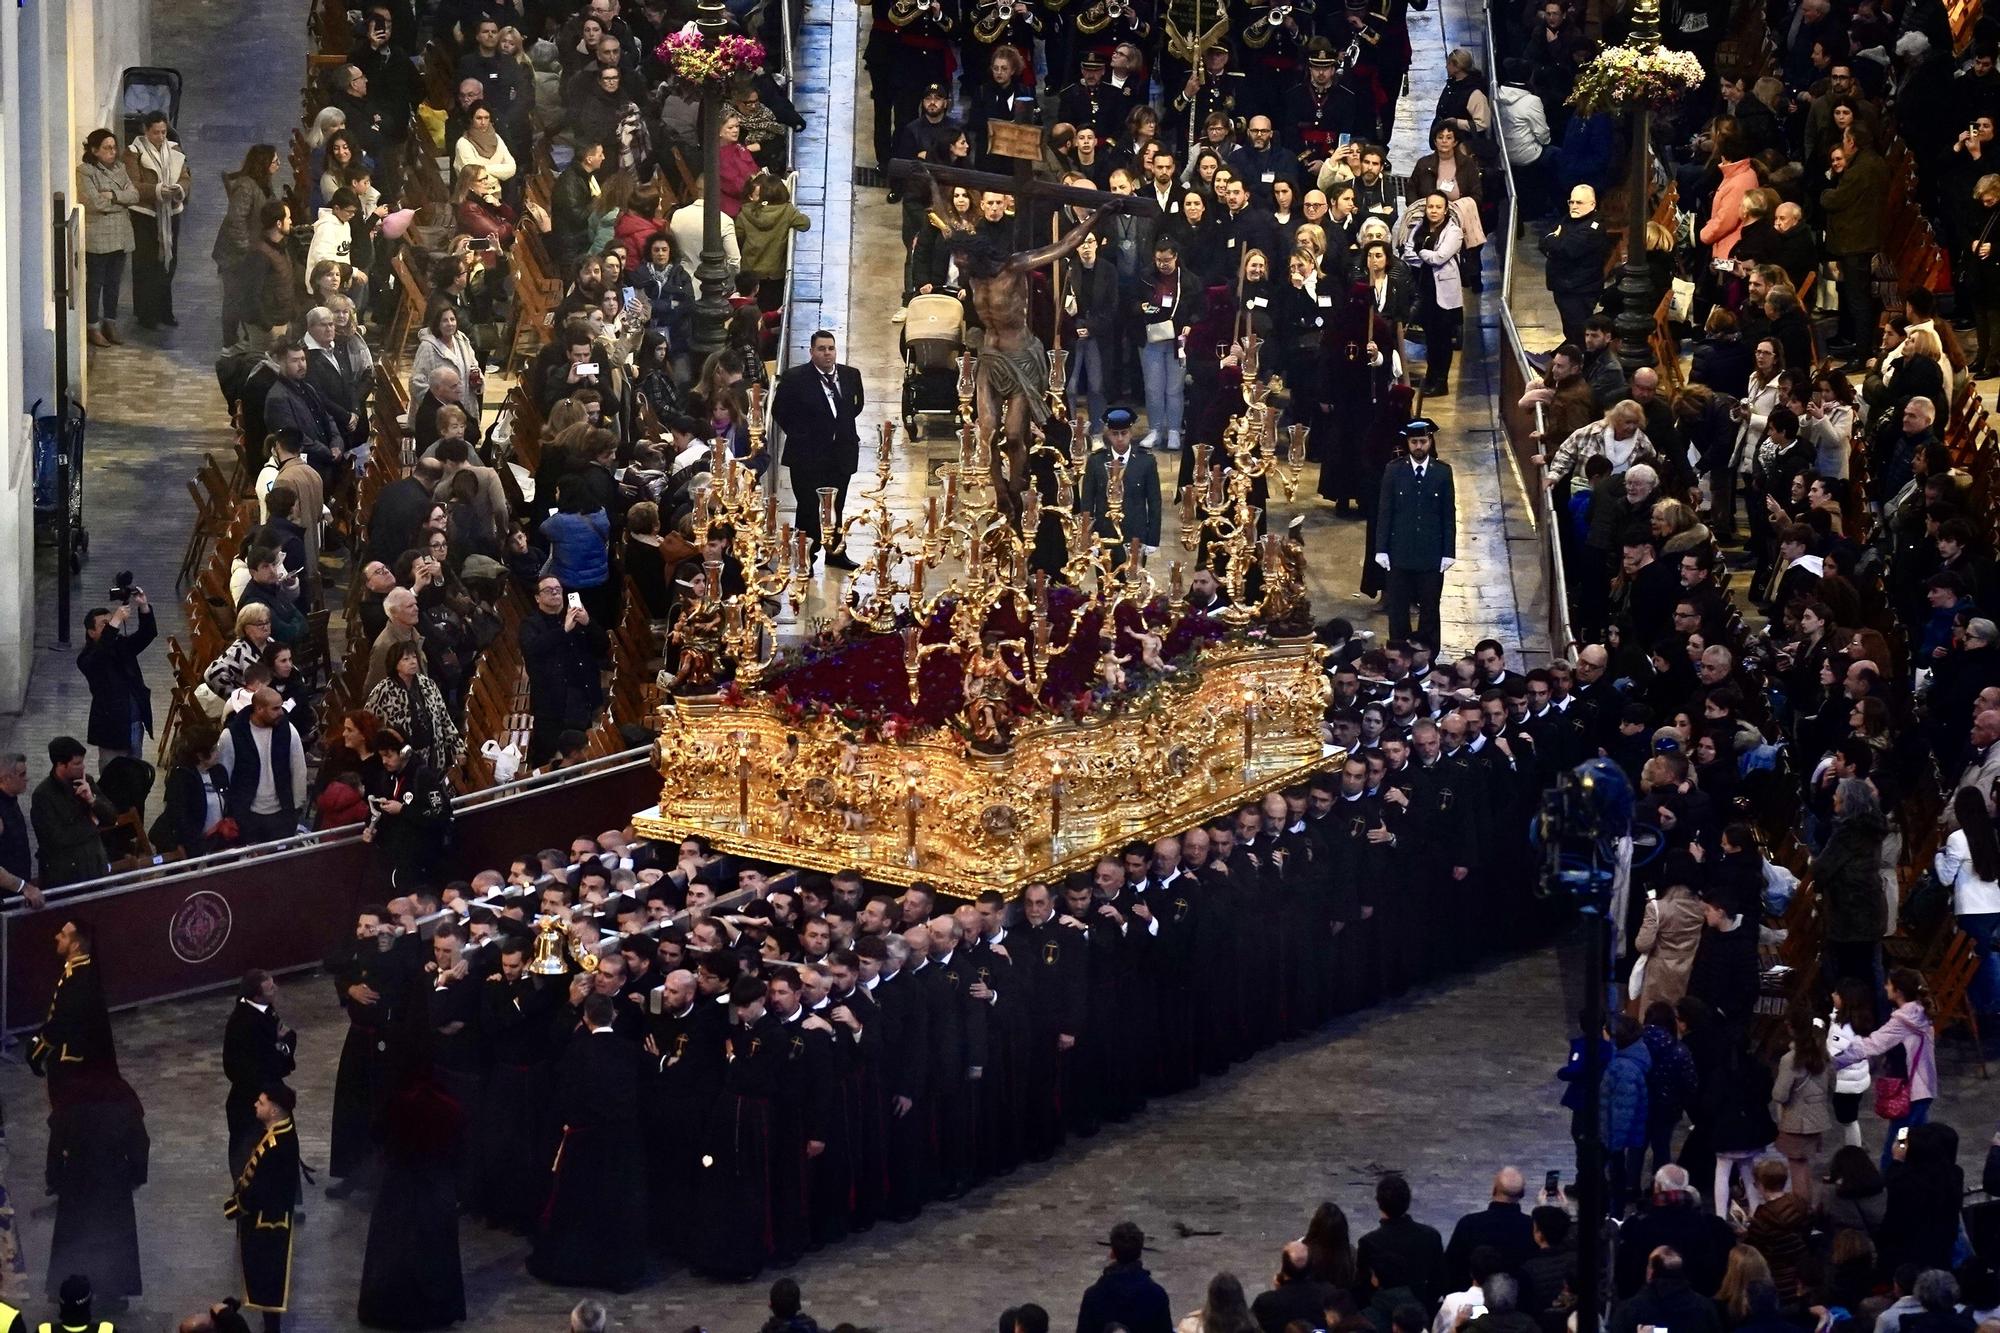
(129, 135, 188, 265)
(465, 118, 501, 159)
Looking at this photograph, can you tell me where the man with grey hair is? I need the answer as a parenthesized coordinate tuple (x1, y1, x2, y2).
(1947, 707, 2000, 827)
(1611, 1166, 1735, 1298)
(413, 363, 465, 453)
(300, 304, 363, 446)
(365, 586, 427, 692)
(0, 753, 43, 908)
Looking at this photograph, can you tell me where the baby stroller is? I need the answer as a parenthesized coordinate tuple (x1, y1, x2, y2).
(901, 293, 966, 440)
(119, 66, 183, 141)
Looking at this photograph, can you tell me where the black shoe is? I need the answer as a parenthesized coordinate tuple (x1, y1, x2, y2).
(825, 550, 860, 570)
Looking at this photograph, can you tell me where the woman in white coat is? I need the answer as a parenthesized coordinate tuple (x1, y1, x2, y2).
(1400, 192, 1463, 396)
(408, 302, 483, 428)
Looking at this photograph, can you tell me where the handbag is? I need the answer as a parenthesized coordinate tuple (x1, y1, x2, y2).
(1628, 954, 1649, 1001)
(1873, 1030, 1926, 1120)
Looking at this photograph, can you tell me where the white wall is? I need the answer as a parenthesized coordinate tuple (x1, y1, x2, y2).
(0, 0, 153, 708)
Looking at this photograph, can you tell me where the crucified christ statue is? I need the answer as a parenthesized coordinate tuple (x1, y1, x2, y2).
(917, 167, 1103, 525)
(956, 209, 1102, 523)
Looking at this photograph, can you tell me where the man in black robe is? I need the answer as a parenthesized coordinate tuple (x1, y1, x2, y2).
(44, 1065, 148, 1304)
(642, 966, 724, 1257)
(527, 992, 646, 1291)
(326, 906, 414, 1197)
(922, 913, 989, 1198)
(1011, 882, 1087, 1161)
(819, 952, 885, 1232)
(473, 937, 558, 1233)
(959, 901, 1027, 1177)
(765, 969, 834, 1261)
(422, 922, 484, 1202)
(222, 970, 298, 1173)
(30, 919, 116, 1104)
(864, 935, 932, 1221)
(225, 1085, 301, 1333)
(690, 975, 787, 1281)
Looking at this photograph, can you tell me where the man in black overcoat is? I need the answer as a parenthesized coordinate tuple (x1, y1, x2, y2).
(527, 992, 646, 1291)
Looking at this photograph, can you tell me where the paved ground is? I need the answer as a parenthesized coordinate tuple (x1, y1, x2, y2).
(0, 938, 1582, 1331)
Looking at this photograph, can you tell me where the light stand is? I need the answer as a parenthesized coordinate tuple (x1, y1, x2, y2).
(1535, 758, 1634, 1333)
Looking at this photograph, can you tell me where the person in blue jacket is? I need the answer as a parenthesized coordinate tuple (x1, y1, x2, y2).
(1601, 1013, 1654, 1217)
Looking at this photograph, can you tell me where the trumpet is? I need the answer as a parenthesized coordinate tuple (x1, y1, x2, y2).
(1075, 0, 1150, 36)
(973, 0, 1042, 40)
(1240, 0, 1314, 46)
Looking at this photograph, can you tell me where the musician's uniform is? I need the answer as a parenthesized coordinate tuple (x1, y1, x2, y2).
(864, 0, 957, 174)
(1343, 0, 1421, 142)
(1056, 76, 1133, 142)
(1234, 0, 1313, 119)
(224, 1117, 301, 1316)
(1281, 71, 1360, 167)
(1167, 66, 1243, 147)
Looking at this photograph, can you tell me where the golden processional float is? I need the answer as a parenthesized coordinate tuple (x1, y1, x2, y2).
(632, 342, 1340, 895)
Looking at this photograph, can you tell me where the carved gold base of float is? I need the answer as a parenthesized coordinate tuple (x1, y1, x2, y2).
(633, 637, 1341, 894)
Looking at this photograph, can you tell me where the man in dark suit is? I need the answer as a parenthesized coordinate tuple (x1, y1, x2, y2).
(222, 969, 298, 1171)
(1443, 1167, 1537, 1289)
(1356, 1172, 1448, 1310)
(1081, 408, 1162, 551)
(771, 329, 866, 570)
(1374, 417, 1455, 653)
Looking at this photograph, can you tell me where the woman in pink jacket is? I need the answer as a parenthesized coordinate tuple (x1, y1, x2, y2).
(1700, 139, 1764, 261)
(1832, 965, 1939, 1171)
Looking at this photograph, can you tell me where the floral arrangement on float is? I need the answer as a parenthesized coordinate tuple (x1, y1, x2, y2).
(655, 25, 767, 84)
(1567, 45, 1704, 115)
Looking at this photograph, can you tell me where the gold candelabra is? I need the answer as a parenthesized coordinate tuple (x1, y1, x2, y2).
(684, 385, 812, 686)
(1177, 340, 1309, 624)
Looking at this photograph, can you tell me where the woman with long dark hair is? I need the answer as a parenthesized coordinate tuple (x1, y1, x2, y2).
(1302, 1201, 1356, 1287)
(1770, 1005, 1834, 1198)
(215, 143, 278, 344)
(1939, 785, 2000, 1010)
(1826, 976, 1875, 1149)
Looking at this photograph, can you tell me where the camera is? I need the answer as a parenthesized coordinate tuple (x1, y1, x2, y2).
(107, 570, 138, 603)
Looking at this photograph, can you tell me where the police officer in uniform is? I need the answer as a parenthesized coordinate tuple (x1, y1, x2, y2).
(1059, 52, 1132, 141)
(38, 1276, 104, 1333)
(1281, 39, 1360, 166)
(225, 1085, 301, 1333)
(1373, 416, 1455, 653)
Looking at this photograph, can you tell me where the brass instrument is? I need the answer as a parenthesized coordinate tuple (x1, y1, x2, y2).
(1239, 0, 1314, 47)
(972, 0, 1042, 42)
(528, 913, 600, 976)
(887, 0, 953, 29)
(1074, 0, 1149, 38)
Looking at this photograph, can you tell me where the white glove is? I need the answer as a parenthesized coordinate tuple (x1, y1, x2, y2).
(1439, 557, 1456, 573)
(1374, 553, 1390, 571)
(1143, 544, 1159, 557)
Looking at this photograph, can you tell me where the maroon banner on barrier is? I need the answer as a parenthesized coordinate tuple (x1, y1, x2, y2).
(4, 757, 669, 1033)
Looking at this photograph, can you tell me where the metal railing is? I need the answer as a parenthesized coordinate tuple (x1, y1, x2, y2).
(1482, 0, 1575, 658)
(13, 744, 656, 909)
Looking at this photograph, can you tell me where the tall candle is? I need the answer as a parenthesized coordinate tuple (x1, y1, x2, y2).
(1242, 688, 1256, 767)
(1049, 761, 1063, 838)
(925, 495, 940, 538)
(902, 624, 920, 668)
(1023, 486, 1040, 531)
(703, 558, 723, 606)
(1180, 484, 1198, 526)
(794, 530, 810, 570)
(1170, 560, 1185, 599)
(910, 557, 927, 596)
(818, 487, 837, 536)
(763, 492, 780, 541)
